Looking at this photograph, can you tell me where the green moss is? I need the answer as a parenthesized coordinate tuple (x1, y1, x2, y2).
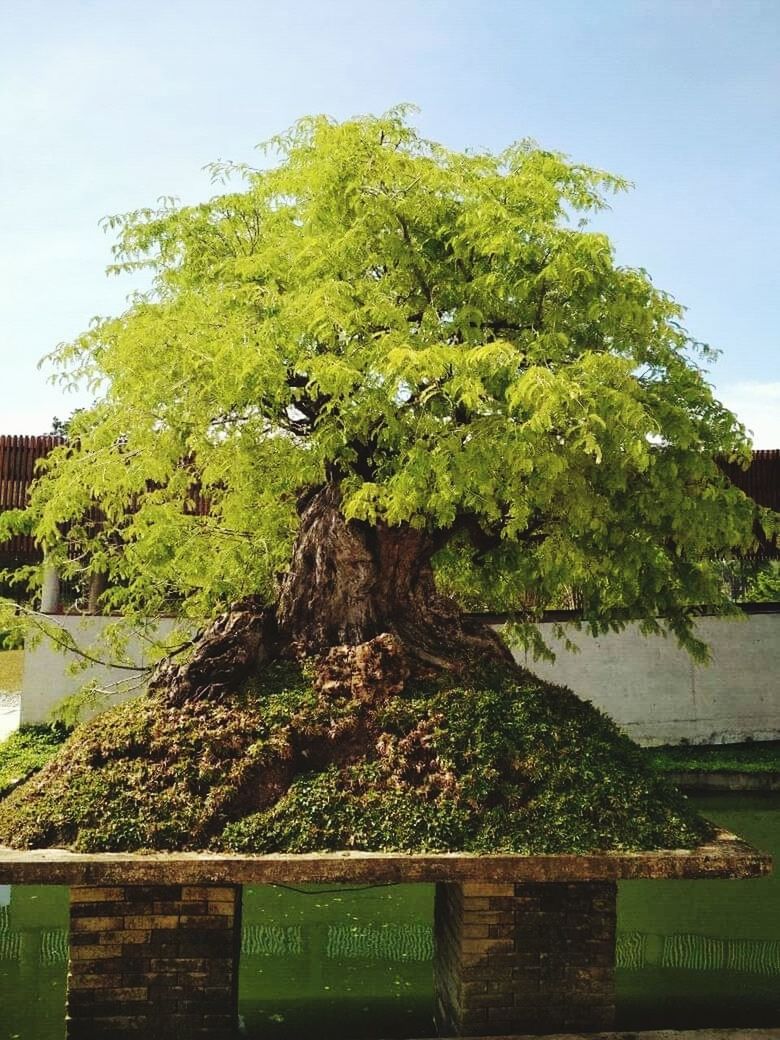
(0, 724, 69, 796)
(0, 692, 266, 850)
(648, 741, 780, 775)
(0, 663, 712, 854)
(221, 764, 474, 853)
(220, 675, 709, 854)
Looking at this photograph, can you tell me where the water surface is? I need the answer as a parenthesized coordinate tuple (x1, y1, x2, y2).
(617, 793, 780, 1030)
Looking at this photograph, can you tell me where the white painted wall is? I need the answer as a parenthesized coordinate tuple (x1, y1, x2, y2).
(19, 612, 780, 746)
(20, 616, 189, 725)
(512, 612, 780, 746)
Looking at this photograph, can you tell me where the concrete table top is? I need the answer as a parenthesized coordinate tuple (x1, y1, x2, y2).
(0, 828, 770, 886)
(428, 1031, 780, 1040)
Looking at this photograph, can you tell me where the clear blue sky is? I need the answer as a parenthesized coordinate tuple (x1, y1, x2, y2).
(2, 0, 778, 443)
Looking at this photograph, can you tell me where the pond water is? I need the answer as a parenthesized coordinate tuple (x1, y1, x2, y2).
(0, 793, 778, 1039)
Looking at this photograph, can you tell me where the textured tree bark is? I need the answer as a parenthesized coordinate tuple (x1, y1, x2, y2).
(153, 597, 278, 707)
(278, 484, 514, 681)
(156, 482, 513, 706)
(87, 570, 108, 615)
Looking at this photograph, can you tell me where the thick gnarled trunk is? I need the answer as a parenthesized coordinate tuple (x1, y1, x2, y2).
(278, 484, 513, 675)
(277, 483, 432, 653)
(156, 483, 513, 706)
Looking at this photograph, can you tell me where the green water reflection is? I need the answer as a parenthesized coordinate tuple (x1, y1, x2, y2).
(0, 793, 777, 1039)
(239, 884, 434, 1039)
(617, 793, 780, 1029)
(0, 885, 68, 1040)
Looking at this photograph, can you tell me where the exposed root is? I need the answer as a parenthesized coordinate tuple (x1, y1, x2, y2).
(145, 479, 518, 711)
(314, 633, 411, 702)
(152, 596, 277, 707)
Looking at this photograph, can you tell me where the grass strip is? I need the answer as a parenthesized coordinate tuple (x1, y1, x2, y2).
(648, 741, 780, 775)
(0, 725, 70, 797)
(0, 650, 23, 691)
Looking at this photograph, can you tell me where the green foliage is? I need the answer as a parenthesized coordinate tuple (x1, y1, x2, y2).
(50, 409, 84, 439)
(3, 107, 766, 649)
(0, 664, 709, 853)
(649, 741, 780, 775)
(0, 605, 191, 725)
(0, 602, 33, 660)
(0, 724, 70, 797)
(0, 552, 36, 608)
(702, 557, 780, 603)
(48, 681, 109, 729)
(746, 561, 780, 602)
(0, 629, 24, 652)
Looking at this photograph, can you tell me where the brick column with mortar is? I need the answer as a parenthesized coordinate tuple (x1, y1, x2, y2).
(433, 880, 616, 1035)
(67, 883, 242, 1039)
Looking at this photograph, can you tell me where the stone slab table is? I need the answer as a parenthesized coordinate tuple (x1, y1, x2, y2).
(422, 1032, 780, 1040)
(0, 829, 771, 1039)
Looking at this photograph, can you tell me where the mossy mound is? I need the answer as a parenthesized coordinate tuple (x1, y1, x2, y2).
(0, 662, 711, 853)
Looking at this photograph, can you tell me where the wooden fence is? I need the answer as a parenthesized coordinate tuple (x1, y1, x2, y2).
(0, 435, 63, 564)
(1, 435, 778, 565)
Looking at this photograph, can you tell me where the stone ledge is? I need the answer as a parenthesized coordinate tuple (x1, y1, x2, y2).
(0, 829, 770, 886)
(666, 770, 780, 792)
(421, 1031, 780, 1040)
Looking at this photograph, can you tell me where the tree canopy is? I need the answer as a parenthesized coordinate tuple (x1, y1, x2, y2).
(0, 108, 767, 856)
(3, 107, 766, 656)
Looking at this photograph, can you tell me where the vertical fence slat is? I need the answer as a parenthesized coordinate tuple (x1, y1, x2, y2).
(0, 435, 65, 563)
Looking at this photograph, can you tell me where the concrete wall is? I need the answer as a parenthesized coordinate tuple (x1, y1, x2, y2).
(20, 616, 186, 725)
(20, 612, 780, 746)
(514, 612, 780, 746)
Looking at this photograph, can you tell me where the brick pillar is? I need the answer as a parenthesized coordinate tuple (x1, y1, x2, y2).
(434, 880, 616, 1036)
(67, 884, 241, 1039)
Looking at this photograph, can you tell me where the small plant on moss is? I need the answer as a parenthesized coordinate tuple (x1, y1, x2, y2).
(49, 681, 110, 729)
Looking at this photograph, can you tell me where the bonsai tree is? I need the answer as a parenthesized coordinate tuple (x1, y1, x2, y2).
(0, 108, 766, 853)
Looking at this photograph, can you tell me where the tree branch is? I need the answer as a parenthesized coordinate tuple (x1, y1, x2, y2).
(433, 511, 546, 556)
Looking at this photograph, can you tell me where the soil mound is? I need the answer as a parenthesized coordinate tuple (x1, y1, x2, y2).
(0, 662, 710, 854)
